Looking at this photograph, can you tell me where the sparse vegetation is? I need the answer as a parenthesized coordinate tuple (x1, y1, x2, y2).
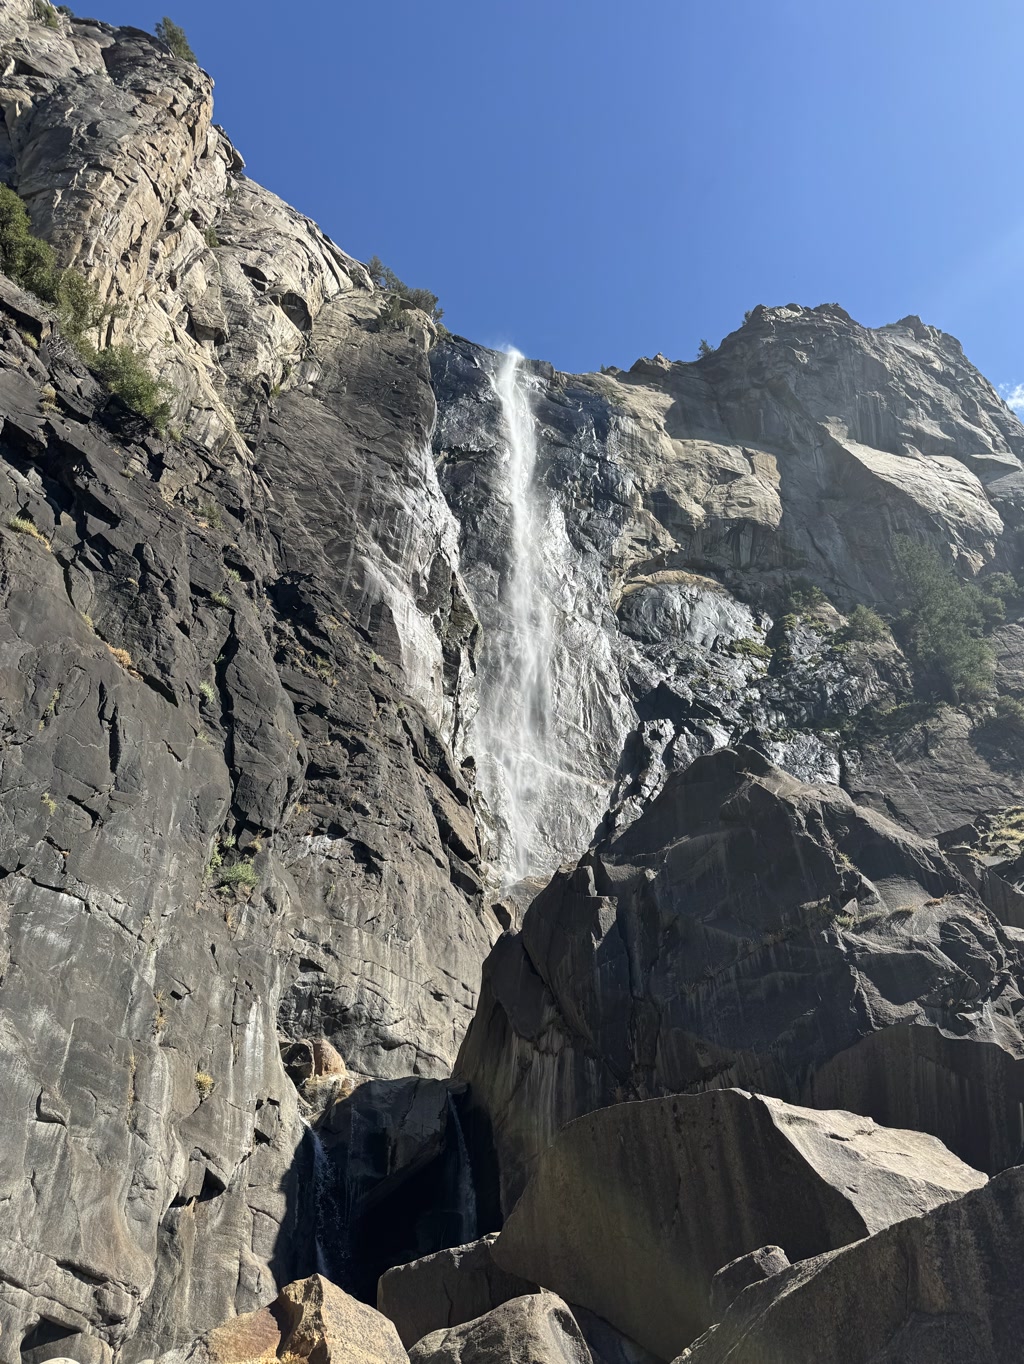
(40, 792, 57, 816)
(986, 695, 1024, 737)
(32, 0, 60, 28)
(730, 636, 773, 661)
(194, 1070, 215, 1100)
(7, 514, 50, 548)
(199, 501, 222, 529)
(836, 604, 888, 644)
(204, 225, 219, 248)
(366, 254, 444, 326)
(893, 536, 994, 702)
(155, 16, 196, 63)
(198, 680, 216, 705)
(209, 592, 230, 609)
(697, 338, 714, 358)
(218, 860, 258, 890)
(0, 186, 172, 429)
(785, 582, 829, 613)
(106, 644, 133, 669)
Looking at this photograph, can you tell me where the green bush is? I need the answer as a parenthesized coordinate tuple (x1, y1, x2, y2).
(0, 186, 171, 430)
(218, 861, 258, 889)
(893, 535, 994, 702)
(32, 0, 60, 27)
(990, 695, 1024, 736)
(785, 582, 829, 613)
(85, 344, 171, 432)
(836, 604, 888, 644)
(697, 338, 714, 357)
(155, 16, 196, 62)
(366, 254, 444, 325)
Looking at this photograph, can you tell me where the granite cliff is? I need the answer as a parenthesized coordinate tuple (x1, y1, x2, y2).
(3, 4, 1024, 1363)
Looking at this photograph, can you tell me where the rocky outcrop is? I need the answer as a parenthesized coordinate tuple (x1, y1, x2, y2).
(178, 1273, 408, 1364)
(678, 1168, 1024, 1364)
(434, 310, 1024, 874)
(490, 1090, 985, 1359)
(708, 1247, 790, 1320)
(456, 747, 1024, 1207)
(377, 1236, 537, 1349)
(408, 1294, 591, 1364)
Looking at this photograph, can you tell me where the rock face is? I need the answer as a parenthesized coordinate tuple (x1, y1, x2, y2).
(377, 1236, 537, 1349)
(678, 1168, 1024, 1364)
(4, 2, 1024, 1361)
(181, 1273, 408, 1364)
(408, 1294, 591, 1364)
(456, 746, 1024, 1207)
(0, 6, 499, 1359)
(708, 1247, 790, 1320)
(490, 1090, 985, 1359)
(434, 310, 1024, 875)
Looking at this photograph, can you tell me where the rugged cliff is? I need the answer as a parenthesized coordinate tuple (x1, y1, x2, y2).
(3, 4, 1024, 1363)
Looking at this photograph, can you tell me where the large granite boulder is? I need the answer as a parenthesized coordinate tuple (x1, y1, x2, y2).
(180, 1273, 408, 1364)
(491, 1090, 985, 1359)
(457, 746, 1024, 1209)
(377, 1235, 537, 1348)
(408, 1293, 591, 1364)
(677, 1167, 1024, 1364)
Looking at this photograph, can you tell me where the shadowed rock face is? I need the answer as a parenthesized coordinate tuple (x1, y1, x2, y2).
(677, 1167, 1024, 1364)
(456, 747, 1024, 1208)
(377, 1236, 537, 1350)
(489, 1090, 986, 1360)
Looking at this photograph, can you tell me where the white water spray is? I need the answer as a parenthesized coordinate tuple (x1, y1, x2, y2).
(474, 348, 559, 879)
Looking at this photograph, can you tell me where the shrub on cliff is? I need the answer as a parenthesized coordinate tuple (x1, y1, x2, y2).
(893, 536, 994, 702)
(0, 185, 172, 430)
(366, 254, 444, 325)
(155, 17, 196, 63)
(836, 604, 888, 644)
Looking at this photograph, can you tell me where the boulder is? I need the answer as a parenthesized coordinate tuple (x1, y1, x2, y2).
(184, 1274, 408, 1364)
(678, 1167, 1024, 1364)
(408, 1293, 591, 1364)
(456, 748, 1024, 1208)
(377, 1235, 537, 1348)
(492, 1089, 986, 1359)
(709, 1247, 790, 1319)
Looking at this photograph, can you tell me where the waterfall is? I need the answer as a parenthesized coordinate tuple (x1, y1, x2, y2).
(474, 348, 558, 879)
(446, 1093, 479, 1247)
(302, 1119, 344, 1281)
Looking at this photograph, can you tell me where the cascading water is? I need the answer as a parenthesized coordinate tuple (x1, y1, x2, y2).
(445, 1092, 479, 1247)
(474, 348, 559, 880)
(301, 1119, 344, 1281)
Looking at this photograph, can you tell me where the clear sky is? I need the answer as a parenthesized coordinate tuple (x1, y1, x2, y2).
(86, 1, 1024, 402)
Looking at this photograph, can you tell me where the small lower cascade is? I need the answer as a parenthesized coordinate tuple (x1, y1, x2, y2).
(302, 1118, 345, 1282)
(473, 348, 560, 879)
(446, 1092, 479, 1248)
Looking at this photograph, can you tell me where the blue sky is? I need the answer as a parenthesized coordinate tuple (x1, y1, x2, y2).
(88, 1, 1024, 401)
